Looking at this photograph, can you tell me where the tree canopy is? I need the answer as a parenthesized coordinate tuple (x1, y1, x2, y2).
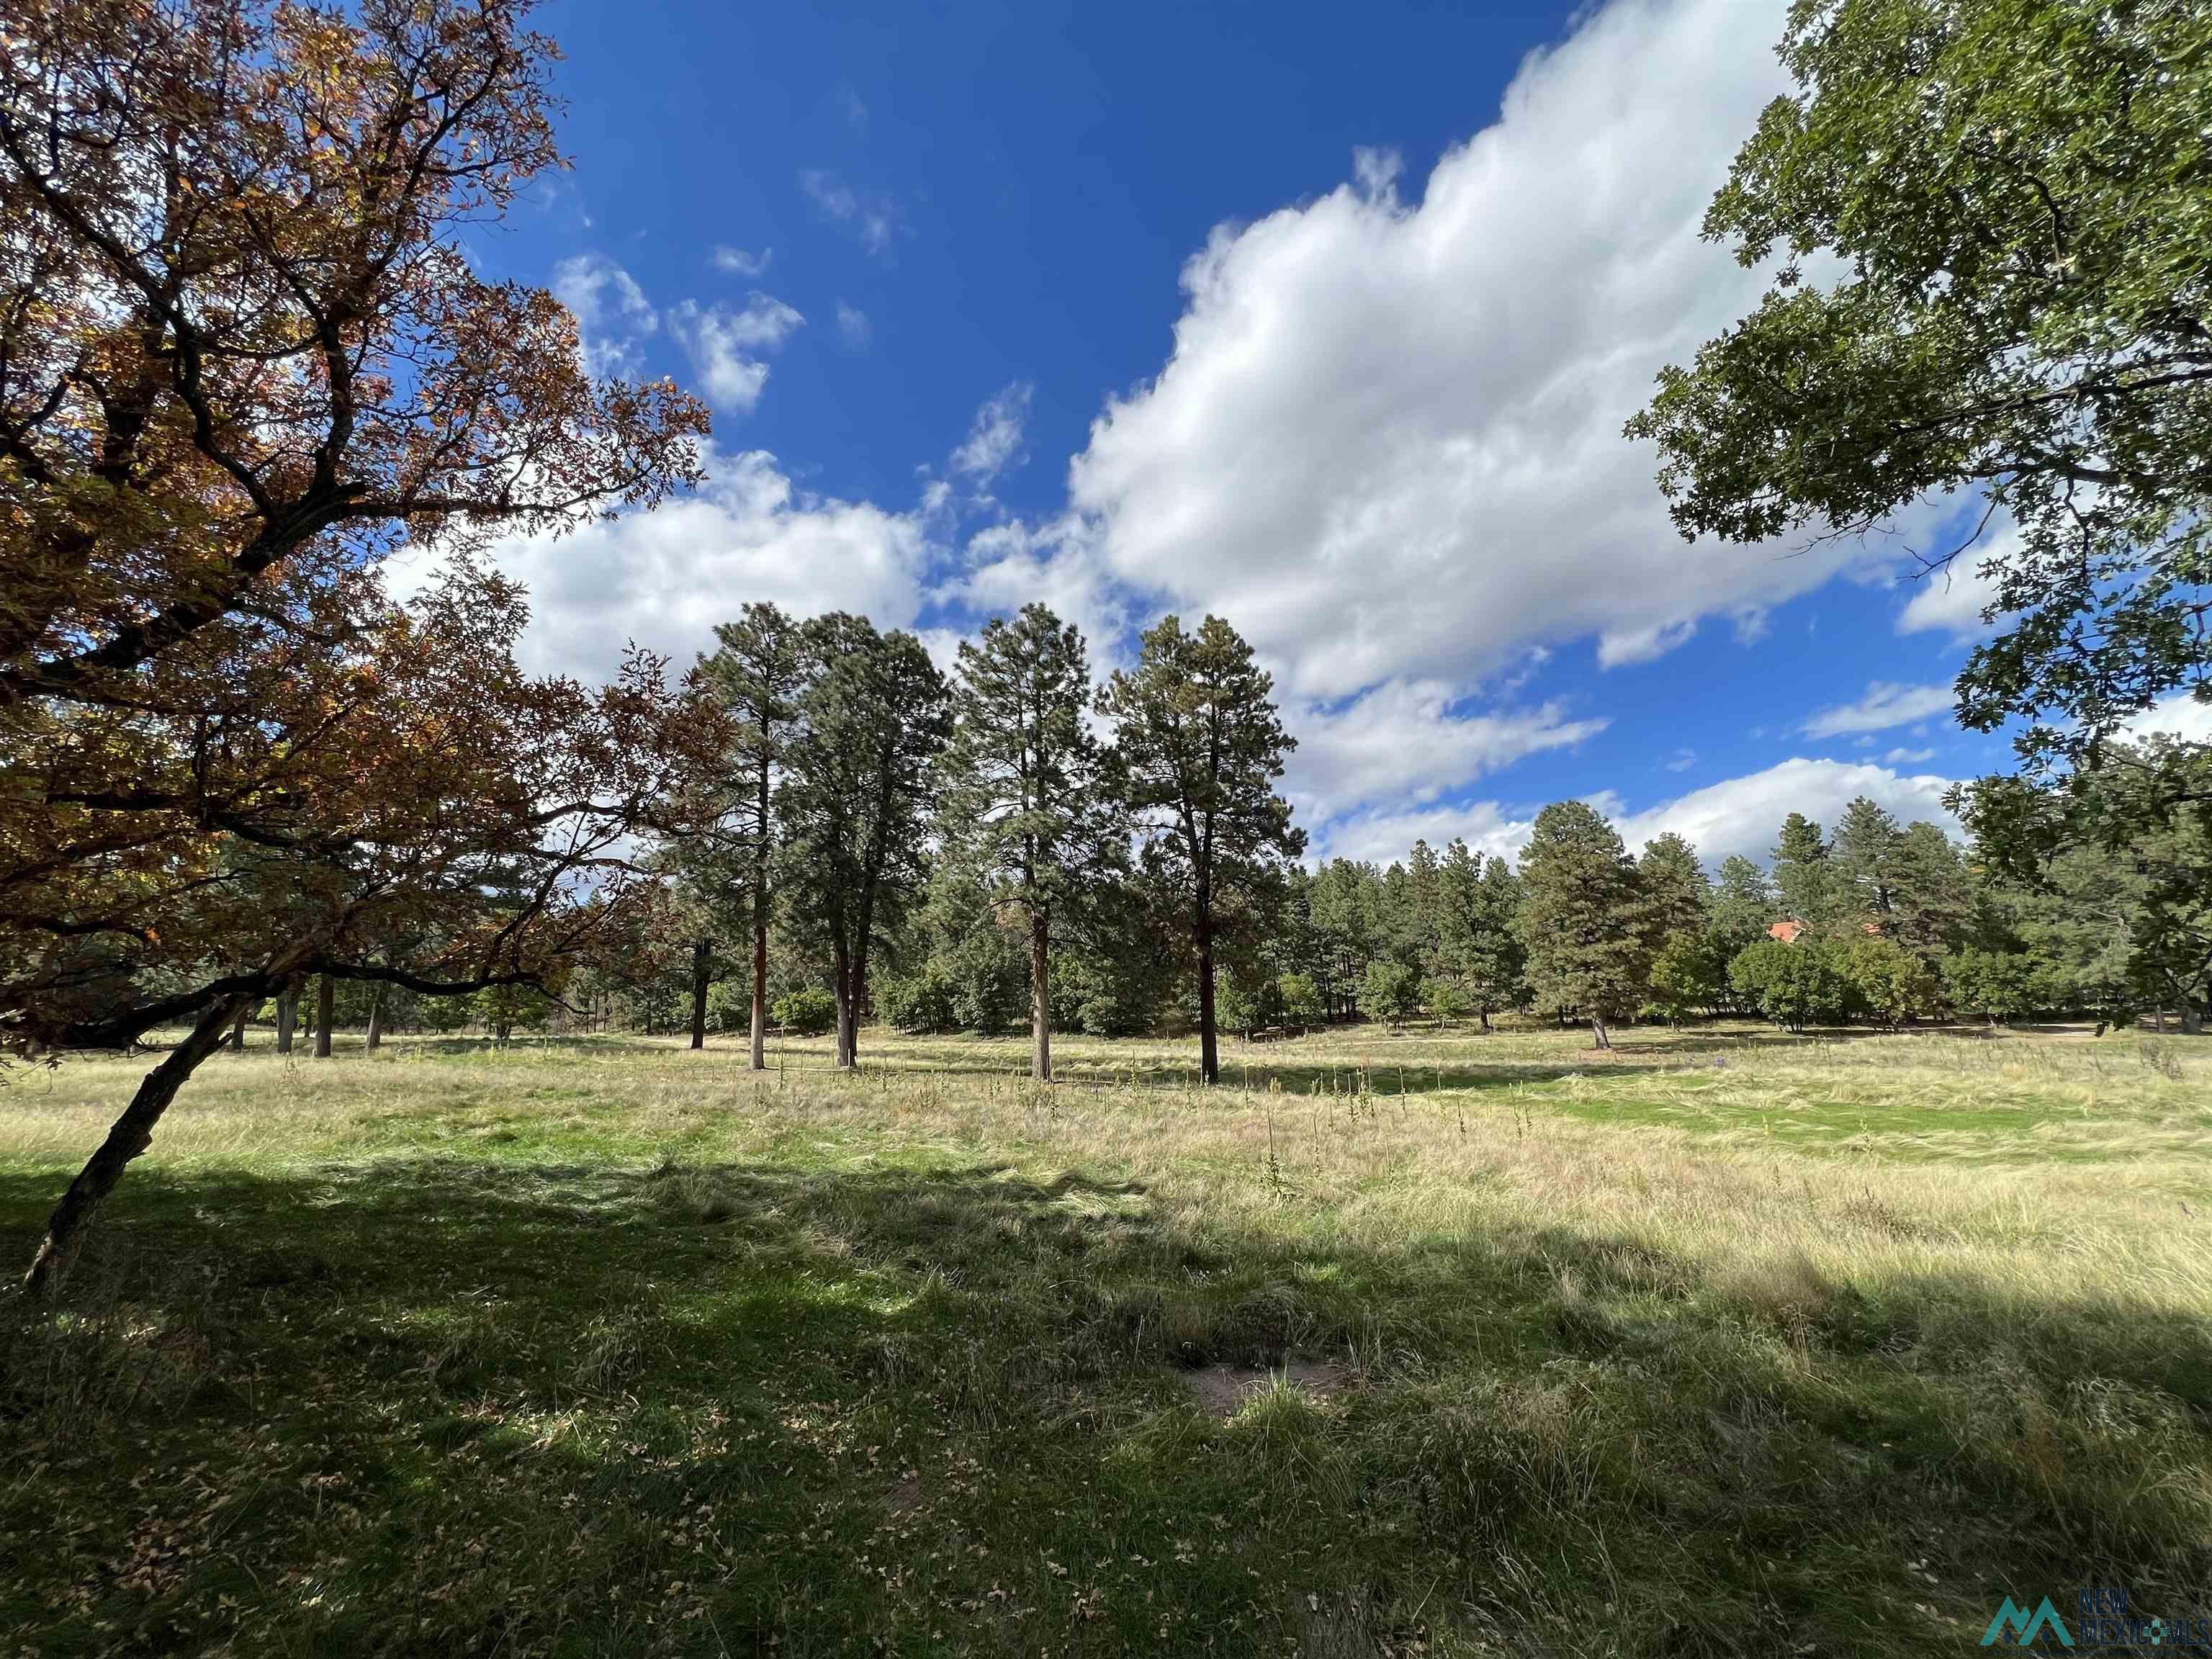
(1627, 0, 2212, 775)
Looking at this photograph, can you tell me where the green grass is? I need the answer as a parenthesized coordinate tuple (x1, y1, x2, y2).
(4, 1020, 2211, 1655)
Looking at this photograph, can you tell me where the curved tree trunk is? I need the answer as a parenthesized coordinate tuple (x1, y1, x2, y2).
(1030, 912, 1052, 1082)
(228, 1004, 249, 1052)
(24, 994, 253, 1296)
(364, 986, 383, 1052)
(1590, 1016, 1611, 1051)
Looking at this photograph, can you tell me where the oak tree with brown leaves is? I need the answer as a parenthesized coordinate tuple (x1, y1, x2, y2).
(0, 0, 714, 1292)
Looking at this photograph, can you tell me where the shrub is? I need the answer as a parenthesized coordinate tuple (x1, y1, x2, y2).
(1728, 938, 1853, 1031)
(771, 986, 838, 1036)
(1357, 960, 1421, 1029)
(1645, 930, 1727, 1023)
(877, 968, 958, 1034)
(1840, 935, 1943, 1028)
(1277, 972, 1325, 1026)
(1943, 948, 2048, 1026)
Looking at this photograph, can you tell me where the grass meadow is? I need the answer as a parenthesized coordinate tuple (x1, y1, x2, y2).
(4, 1020, 2211, 1655)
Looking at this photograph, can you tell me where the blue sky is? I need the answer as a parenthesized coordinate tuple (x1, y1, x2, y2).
(434, 0, 2071, 869)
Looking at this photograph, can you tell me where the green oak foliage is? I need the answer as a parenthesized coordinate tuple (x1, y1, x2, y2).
(1730, 938, 1857, 1032)
(1839, 935, 1943, 1029)
(1100, 616, 1303, 1084)
(1516, 801, 1651, 1049)
(1629, 0, 2212, 773)
(941, 605, 1126, 1079)
(1943, 947, 2048, 1027)
(1645, 931, 1730, 1025)
(1964, 734, 2212, 1030)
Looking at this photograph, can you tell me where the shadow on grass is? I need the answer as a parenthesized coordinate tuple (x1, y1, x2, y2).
(4, 1153, 2210, 1657)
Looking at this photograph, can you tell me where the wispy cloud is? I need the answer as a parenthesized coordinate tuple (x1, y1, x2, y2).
(667, 293, 804, 413)
(800, 169, 896, 256)
(711, 245, 773, 278)
(1802, 681, 1955, 739)
(952, 382, 1034, 482)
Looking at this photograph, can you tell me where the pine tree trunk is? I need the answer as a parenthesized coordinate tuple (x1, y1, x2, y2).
(750, 905, 768, 1072)
(24, 994, 252, 1295)
(832, 942, 858, 1069)
(314, 973, 334, 1058)
(751, 752, 771, 1071)
(690, 936, 711, 1051)
(1196, 909, 1220, 1086)
(835, 981, 858, 1069)
(1030, 912, 1052, 1082)
(275, 979, 298, 1053)
(364, 986, 383, 1052)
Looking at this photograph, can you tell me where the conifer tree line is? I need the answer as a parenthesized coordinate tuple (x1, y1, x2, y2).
(599, 603, 2211, 1061)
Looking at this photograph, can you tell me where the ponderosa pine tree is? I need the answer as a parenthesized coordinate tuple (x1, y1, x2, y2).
(1889, 820, 1975, 960)
(777, 618, 951, 1069)
(941, 605, 1124, 1081)
(1830, 797, 1905, 927)
(1710, 855, 1778, 958)
(1635, 833, 1711, 948)
(1516, 801, 1651, 1049)
(700, 603, 808, 1068)
(1100, 616, 1303, 1084)
(1437, 841, 1524, 1031)
(1772, 814, 1835, 932)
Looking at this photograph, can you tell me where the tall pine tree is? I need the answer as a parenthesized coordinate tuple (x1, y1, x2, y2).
(941, 606, 1124, 1080)
(1517, 801, 1651, 1049)
(1100, 616, 1303, 1084)
(777, 618, 951, 1068)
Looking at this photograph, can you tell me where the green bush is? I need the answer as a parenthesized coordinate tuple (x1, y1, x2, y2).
(1840, 935, 1943, 1028)
(1277, 972, 1325, 1025)
(876, 968, 959, 1034)
(771, 986, 838, 1036)
(1943, 947, 2049, 1026)
(1357, 960, 1421, 1029)
(1728, 938, 1855, 1031)
(1644, 930, 1729, 1023)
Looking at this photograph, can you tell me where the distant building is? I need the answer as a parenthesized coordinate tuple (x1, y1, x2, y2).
(1768, 919, 1805, 943)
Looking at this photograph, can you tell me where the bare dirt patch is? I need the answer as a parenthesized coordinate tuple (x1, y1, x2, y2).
(1177, 1358, 1350, 1416)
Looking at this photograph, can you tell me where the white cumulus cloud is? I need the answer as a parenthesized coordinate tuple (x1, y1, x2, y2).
(1285, 680, 1606, 832)
(1054, 0, 1862, 701)
(436, 444, 936, 684)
